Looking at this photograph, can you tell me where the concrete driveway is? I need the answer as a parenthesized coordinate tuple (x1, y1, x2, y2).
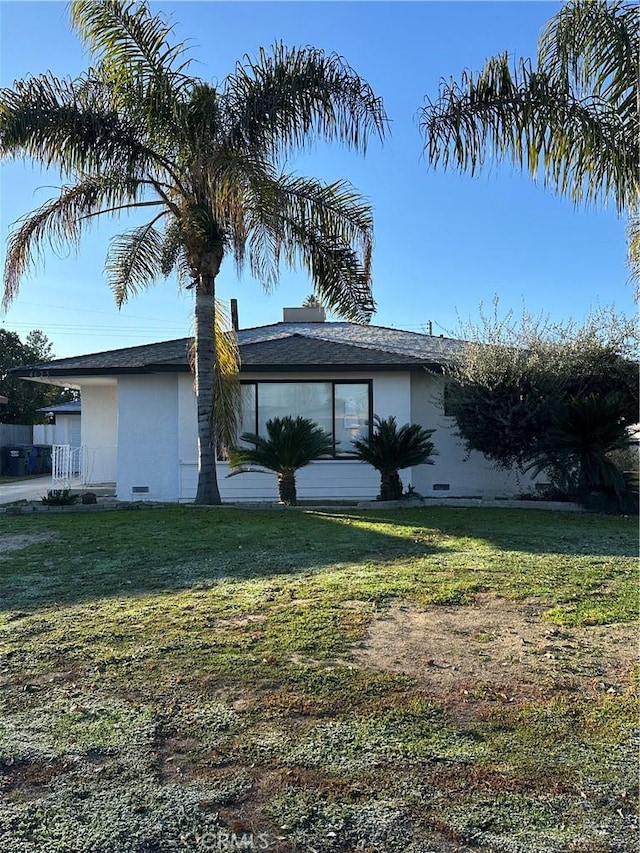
(0, 476, 53, 505)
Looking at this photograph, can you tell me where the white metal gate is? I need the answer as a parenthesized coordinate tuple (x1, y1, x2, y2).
(52, 445, 84, 487)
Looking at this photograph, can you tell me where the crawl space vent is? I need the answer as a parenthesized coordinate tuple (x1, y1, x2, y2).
(131, 486, 150, 494)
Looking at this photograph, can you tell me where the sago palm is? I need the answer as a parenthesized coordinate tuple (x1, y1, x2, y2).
(227, 416, 334, 505)
(421, 0, 639, 290)
(0, 0, 387, 505)
(352, 415, 437, 501)
(524, 393, 634, 506)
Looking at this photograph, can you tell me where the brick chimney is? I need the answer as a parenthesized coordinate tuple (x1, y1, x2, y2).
(230, 298, 239, 331)
(282, 306, 326, 323)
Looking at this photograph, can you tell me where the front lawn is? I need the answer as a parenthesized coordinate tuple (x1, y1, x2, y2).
(0, 506, 637, 852)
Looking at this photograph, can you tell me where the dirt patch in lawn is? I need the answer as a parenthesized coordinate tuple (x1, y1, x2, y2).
(355, 594, 638, 717)
(0, 533, 56, 556)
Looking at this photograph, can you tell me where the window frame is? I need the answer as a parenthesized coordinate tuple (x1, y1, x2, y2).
(239, 379, 373, 458)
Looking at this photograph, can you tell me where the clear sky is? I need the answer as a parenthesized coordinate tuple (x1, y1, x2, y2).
(0, 1, 634, 358)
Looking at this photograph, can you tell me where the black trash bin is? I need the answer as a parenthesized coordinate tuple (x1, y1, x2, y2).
(2, 445, 30, 476)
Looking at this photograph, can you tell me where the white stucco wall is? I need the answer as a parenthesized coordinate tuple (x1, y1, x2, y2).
(117, 375, 180, 501)
(409, 371, 537, 498)
(372, 373, 412, 424)
(33, 416, 81, 448)
(57, 414, 81, 447)
(178, 373, 197, 464)
(179, 459, 380, 502)
(81, 384, 118, 484)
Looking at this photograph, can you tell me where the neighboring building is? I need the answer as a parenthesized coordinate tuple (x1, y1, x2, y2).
(10, 307, 535, 502)
(35, 400, 82, 447)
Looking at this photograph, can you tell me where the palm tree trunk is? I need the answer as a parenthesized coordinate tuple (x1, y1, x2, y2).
(277, 471, 297, 505)
(380, 470, 402, 501)
(194, 275, 222, 506)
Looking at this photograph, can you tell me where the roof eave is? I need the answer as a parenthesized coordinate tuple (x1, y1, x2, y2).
(10, 365, 192, 379)
(239, 362, 440, 373)
(11, 361, 448, 379)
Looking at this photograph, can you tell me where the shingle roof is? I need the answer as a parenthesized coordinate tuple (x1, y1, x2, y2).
(240, 335, 435, 370)
(11, 322, 464, 379)
(10, 338, 192, 378)
(36, 400, 81, 414)
(238, 322, 463, 363)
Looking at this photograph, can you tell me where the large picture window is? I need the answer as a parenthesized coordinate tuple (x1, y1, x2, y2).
(239, 381, 372, 457)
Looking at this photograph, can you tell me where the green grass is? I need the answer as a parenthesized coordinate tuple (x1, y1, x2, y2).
(0, 506, 637, 852)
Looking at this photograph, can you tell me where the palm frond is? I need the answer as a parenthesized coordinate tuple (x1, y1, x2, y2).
(539, 0, 637, 106)
(188, 300, 240, 455)
(352, 415, 437, 501)
(210, 300, 241, 454)
(71, 1, 194, 155)
(277, 175, 373, 248)
(241, 172, 375, 319)
(421, 2, 638, 218)
(297, 231, 374, 323)
(223, 43, 388, 160)
(228, 415, 333, 473)
(70, 0, 191, 89)
(0, 70, 182, 184)
(422, 53, 633, 212)
(524, 393, 632, 499)
(3, 174, 144, 310)
(627, 211, 640, 298)
(226, 434, 280, 476)
(105, 217, 168, 306)
(546, 0, 640, 213)
(184, 82, 223, 151)
(160, 220, 191, 286)
(352, 415, 437, 473)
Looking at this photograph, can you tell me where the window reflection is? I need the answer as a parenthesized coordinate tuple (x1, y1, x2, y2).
(334, 384, 369, 452)
(239, 381, 371, 457)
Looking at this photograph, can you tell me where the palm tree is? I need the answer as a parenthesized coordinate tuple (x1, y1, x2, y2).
(524, 393, 635, 508)
(0, 0, 387, 505)
(227, 416, 334, 505)
(421, 0, 639, 290)
(352, 415, 437, 501)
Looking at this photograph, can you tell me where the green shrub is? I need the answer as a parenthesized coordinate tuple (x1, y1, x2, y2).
(352, 415, 437, 501)
(228, 416, 334, 505)
(41, 489, 78, 506)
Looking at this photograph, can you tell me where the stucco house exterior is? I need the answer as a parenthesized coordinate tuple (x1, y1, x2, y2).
(11, 307, 534, 502)
(34, 400, 82, 446)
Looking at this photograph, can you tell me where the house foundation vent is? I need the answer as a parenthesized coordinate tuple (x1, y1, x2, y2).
(131, 486, 150, 494)
(432, 483, 450, 491)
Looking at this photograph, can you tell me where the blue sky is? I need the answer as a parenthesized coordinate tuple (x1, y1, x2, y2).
(0, 1, 634, 358)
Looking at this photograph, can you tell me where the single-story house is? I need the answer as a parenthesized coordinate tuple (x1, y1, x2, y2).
(11, 306, 535, 502)
(34, 400, 82, 447)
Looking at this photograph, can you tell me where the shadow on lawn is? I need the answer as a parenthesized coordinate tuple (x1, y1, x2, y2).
(326, 506, 638, 559)
(0, 507, 445, 612)
(0, 505, 635, 613)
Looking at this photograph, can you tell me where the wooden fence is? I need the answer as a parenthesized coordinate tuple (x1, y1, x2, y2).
(0, 424, 33, 446)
